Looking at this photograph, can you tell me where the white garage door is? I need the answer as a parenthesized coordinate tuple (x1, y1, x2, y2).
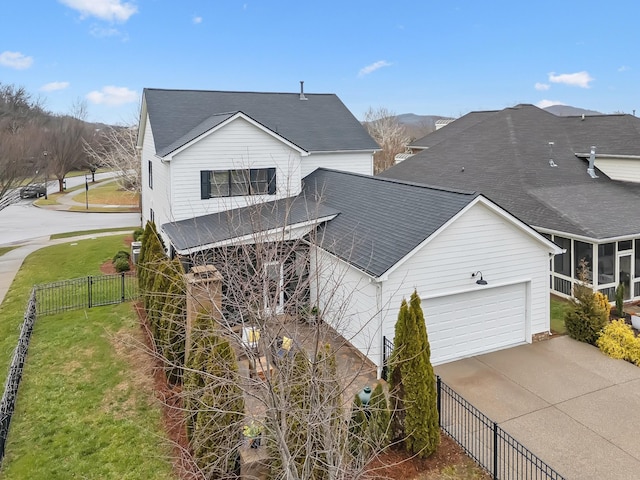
(423, 283, 527, 365)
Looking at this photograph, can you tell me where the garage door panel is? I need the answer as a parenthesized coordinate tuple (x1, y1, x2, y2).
(424, 283, 527, 365)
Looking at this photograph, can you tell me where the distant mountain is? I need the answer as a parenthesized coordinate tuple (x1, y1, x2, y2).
(395, 113, 448, 127)
(393, 114, 450, 140)
(543, 105, 602, 117)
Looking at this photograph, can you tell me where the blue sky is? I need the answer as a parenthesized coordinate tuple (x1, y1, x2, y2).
(2, 1, 638, 125)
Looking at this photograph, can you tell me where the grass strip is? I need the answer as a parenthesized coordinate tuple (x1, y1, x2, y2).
(51, 227, 138, 240)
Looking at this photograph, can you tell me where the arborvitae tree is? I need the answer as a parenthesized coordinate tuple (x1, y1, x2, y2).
(268, 344, 346, 480)
(160, 259, 186, 385)
(348, 394, 367, 458)
(183, 312, 217, 437)
(366, 383, 390, 452)
(148, 259, 171, 346)
(389, 298, 410, 443)
(191, 336, 244, 479)
(390, 290, 439, 458)
(406, 290, 439, 457)
(141, 222, 165, 311)
(565, 260, 609, 345)
(137, 221, 153, 291)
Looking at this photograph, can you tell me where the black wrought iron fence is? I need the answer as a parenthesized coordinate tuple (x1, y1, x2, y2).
(34, 272, 138, 316)
(381, 336, 565, 480)
(0, 290, 37, 463)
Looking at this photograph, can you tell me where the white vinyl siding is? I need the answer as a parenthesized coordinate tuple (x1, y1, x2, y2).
(381, 202, 550, 343)
(141, 115, 172, 230)
(312, 201, 552, 372)
(310, 247, 383, 367)
(301, 151, 374, 178)
(594, 158, 640, 184)
(169, 117, 303, 222)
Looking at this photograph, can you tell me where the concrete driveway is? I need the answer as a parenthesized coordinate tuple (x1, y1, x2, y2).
(434, 336, 640, 480)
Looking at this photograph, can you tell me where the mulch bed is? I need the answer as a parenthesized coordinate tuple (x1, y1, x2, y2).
(365, 435, 484, 479)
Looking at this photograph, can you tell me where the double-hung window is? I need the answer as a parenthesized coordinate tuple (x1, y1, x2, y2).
(201, 168, 276, 199)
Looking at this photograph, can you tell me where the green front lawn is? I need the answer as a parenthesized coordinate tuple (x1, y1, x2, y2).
(550, 295, 571, 334)
(1, 303, 174, 479)
(0, 234, 174, 478)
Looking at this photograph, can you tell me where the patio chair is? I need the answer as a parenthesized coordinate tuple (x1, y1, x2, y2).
(242, 326, 260, 354)
(276, 336, 293, 358)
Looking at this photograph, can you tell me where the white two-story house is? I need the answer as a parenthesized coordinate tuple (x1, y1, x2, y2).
(137, 88, 561, 374)
(138, 86, 379, 249)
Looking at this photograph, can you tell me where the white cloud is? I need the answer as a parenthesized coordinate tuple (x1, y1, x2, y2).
(534, 82, 550, 91)
(86, 86, 137, 106)
(41, 81, 70, 92)
(0, 51, 33, 70)
(358, 60, 392, 77)
(618, 65, 630, 72)
(193, 15, 203, 24)
(59, 0, 137, 22)
(548, 71, 593, 88)
(536, 99, 566, 109)
(90, 26, 124, 38)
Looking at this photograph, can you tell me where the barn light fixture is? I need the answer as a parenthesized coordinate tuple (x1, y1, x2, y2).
(471, 271, 487, 285)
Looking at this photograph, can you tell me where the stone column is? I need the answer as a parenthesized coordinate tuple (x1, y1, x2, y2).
(184, 264, 223, 362)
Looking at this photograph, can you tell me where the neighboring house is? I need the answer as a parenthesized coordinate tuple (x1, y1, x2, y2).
(163, 168, 561, 372)
(137, 87, 379, 248)
(382, 104, 640, 301)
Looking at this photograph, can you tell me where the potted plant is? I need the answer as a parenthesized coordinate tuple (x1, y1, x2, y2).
(243, 421, 263, 448)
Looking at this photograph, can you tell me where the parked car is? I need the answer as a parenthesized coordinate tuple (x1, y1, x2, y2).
(19, 183, 47, 199)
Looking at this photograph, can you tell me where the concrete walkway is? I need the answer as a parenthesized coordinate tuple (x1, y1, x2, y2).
(435, 336, 640, 480)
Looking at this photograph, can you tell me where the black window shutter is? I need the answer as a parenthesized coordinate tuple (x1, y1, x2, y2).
(200, 171, 211, 199)
(267, 168, 276, 195)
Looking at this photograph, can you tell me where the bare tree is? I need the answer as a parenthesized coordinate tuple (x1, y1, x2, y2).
(84, 124, 140, 192)
(363, 107, 410, 174)
(0, 83, 48, 206)
(140, 193, 400, 479)
(42, 102, 93, 193)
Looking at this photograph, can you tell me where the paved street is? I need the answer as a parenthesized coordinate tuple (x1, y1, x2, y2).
(0, 173, 140, 246)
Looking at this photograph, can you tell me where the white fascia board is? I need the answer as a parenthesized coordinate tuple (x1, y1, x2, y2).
(173, 214, 337, 255)
(136, 100, 148, 150)
(159, 112, 309, 161)
(534, 226, 640, 244)
(575, 152, 640, 160)
(307, 149, 381, 154)
(377, 195, 563, 282)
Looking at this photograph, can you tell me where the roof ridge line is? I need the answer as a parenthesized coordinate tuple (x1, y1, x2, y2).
(316, 167, 478, 196)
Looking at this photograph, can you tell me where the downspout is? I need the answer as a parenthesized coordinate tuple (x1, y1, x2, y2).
(376, 279, 384, 379)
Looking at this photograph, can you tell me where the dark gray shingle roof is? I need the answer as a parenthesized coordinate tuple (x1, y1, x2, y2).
(382, 104, 640, 239)
(163, 169, 480, 278)
(163, 196, 340, 252)
(302, 169, 478, 277)
(143, 88, 379, 156)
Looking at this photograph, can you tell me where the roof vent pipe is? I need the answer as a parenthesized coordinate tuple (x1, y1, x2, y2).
(587, 146, 598, 178)
(299, 81, 307, 101)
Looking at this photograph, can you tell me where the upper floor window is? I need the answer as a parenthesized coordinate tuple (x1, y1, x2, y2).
(148, 160, 153, 189)
(200, 168, 276, 199)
